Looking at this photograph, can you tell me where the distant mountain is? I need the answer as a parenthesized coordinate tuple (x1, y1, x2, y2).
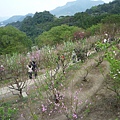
(0, 13, 34, 27)
(50, 0, 104, 17)
(0, 17, 10, 22)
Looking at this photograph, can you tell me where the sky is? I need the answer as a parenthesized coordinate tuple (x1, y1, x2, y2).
(0, 0, 113, 17)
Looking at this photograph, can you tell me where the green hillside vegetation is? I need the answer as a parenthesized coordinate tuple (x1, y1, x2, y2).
(86, 0, 120, 14)
(0, 26, 32, 55)
(7, 11, 108, 39)
(0, 0, 119, 55)
(35, 25, 84, 47)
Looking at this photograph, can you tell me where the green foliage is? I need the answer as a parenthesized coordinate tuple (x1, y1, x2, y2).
(0, 26, 32, 55)
(19, 11, 55, 40)
(94, 42, 120, 99)
(35, 25, 81, 47)
(86, 23, 102, 36)
(104, 45, 120, 99)
(63, 41, 76, 52)
(0, 103, 17, 120)
(33, 11, 54, 24)
(86, 0, 120, 14)
(105, 46, 120, 81)
(72, 12, 108, 29)
(32, 114, 39, 120)
(101, 14, 120, 24)
(96, 41, 110, 50)
(84, 108, 90, 115)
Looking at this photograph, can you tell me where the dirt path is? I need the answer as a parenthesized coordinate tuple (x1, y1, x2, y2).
(51, 57, 110, 120)
(0, 72, 47, 100)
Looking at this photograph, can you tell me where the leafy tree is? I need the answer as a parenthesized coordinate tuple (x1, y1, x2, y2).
(101, 14, 120, 24)
(86, 23, 102, 36)
(71, 12, 107, 29)
(0, 26, 32, 55)
(35, 25, 81, 48)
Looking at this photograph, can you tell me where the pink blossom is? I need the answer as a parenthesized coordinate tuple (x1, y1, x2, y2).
(42, 104, 47, 112)
(75, 91, 79, 95)
(79, 88, 82, 91)
(72, 113, 77, 119)
(21, 114, 23, 117)
(58, 110, 62, 113)
(78, 101, 83, 105)
(85, 99, 88, 103)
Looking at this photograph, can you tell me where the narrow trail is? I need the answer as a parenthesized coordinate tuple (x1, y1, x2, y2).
(0, 72, 46, 100)
(0, 67, 64, 100)
(51, 57, 110, 120)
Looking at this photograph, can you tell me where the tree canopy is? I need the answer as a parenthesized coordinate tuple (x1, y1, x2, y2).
(35, 25, 83, 48)
(0, 26, 32, 55)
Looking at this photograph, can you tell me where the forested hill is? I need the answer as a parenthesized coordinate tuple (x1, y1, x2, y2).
(86, 0, 120, 14)
(6, 0, 120, 41)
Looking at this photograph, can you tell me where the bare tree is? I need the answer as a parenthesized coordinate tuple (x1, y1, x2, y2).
(4, 53, 29, 99)
(8, 77, 27, 98)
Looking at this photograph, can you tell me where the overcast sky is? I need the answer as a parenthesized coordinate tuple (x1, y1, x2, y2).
(0, 0, 113, 17)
